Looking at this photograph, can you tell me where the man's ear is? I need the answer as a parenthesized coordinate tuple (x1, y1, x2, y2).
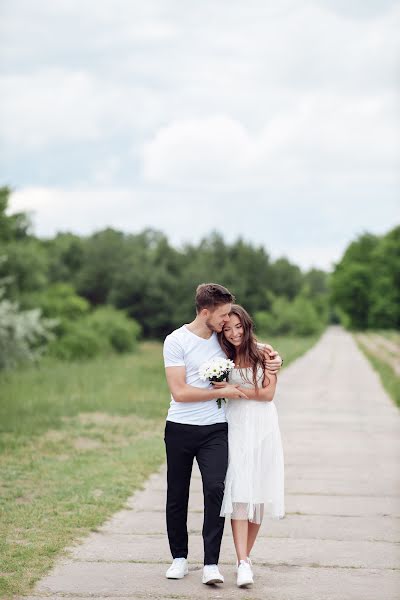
(199, 308, 209, 319)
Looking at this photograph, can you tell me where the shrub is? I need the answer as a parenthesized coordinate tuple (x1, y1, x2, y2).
(0, 288, 56, 369)
(85, 306, 141, 353)
(22, 283, 90, 335)
(47, 321, 107, 360)
(255, 294, 323, 337)
(47, 306, 141, 360)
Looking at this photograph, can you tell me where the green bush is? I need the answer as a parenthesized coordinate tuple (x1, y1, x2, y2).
(255, 294, 323, 337)
(47, 306, 141, 360)
(0, 287, 56, 369)
(47, 321, 106, 360)
(22, 283, 90, 334)
(86, 306, 141, 353)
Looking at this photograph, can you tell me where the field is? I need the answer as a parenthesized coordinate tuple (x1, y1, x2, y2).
(354, 330, 400, 408)
(0, 334, 319, 597)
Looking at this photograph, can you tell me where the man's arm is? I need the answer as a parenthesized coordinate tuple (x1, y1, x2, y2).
(165, 366, 248, 403)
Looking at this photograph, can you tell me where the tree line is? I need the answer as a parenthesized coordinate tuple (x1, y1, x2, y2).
(1, 185, 397, 369)
(331, 226, 400, 330)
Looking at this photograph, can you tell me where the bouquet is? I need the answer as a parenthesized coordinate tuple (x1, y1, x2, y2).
(199, 357, 236, 408)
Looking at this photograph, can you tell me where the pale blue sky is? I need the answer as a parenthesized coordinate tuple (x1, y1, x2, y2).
(1, 0, 399, 270)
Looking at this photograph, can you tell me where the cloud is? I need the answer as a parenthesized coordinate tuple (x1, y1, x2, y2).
(142, 116, 252, 183)
(142, 91, 399, 187)
(0, 68, 166, 150)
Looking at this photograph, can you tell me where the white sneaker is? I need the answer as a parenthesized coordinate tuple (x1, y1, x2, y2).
(166, 557, 188, 579)
(202, 564, 224, 585)
(237, 560, 254, 588)
(247, 556, 253, 575)
(236, 556, 253, 574)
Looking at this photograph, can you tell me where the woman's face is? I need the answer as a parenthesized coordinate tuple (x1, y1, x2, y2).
(223, 314, 244, 347)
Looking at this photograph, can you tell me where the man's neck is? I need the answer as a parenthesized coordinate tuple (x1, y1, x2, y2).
(185, 317, 213, 339)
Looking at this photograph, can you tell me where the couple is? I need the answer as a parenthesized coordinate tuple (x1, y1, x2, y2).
(163, 283, 284, 588)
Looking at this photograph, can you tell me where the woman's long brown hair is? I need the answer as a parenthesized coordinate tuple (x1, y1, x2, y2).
(217, 304, 268, 389)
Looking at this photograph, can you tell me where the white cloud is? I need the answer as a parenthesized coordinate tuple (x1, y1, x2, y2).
(142, 116, 252, 183)
(142, 91, 399, 187)
(0, 68, 166, 149)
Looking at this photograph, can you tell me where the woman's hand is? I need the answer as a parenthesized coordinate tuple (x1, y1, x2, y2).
(211, 382, 248, 399)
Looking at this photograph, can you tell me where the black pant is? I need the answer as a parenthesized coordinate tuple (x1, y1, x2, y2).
(164, 420, 228, 565)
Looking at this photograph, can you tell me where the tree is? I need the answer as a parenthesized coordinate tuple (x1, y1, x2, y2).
(0, 186, 31, 243)
(330, 229, 399, 330)
(368, 226, 400, 328)
(269, 258, 303, 300)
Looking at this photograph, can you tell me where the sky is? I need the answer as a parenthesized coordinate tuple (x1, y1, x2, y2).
(1, 0, 399, 271)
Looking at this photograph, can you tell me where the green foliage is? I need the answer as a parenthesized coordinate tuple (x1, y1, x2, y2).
(47, 321, 106, 360)
(44, 233, 85, 284)
(331, 262, 371, 329)
(331, 227, 399, 330)
(0, 240, 49, 299)
(255, 292, 323, 337)
(76, 228, 128, 305)
(23, 283, 90, 329)
(46, 304, 141, 360)
(85, 306, 141, 353)
(367, 226, 400, 328)
(0, 186, 31, 242)
(269, 257, 303, 300)
(0, 288, 56, 369)
(2, 188, 333, 348)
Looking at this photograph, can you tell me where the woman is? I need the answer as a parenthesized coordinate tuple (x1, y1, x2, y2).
(214, 304, 284, 588)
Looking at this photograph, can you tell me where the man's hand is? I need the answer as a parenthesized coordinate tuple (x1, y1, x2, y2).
(265, 350, 283, 374)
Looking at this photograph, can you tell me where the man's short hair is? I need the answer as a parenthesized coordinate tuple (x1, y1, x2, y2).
(195, 283, 235, 313)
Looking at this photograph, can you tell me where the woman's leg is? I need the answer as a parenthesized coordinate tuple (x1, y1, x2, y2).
(231, 519, 249, 562)
(247, 521, 261, 556)
(247, 504, 264, 557)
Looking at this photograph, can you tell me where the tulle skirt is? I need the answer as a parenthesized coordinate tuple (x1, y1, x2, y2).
(220, 398, 285, 523)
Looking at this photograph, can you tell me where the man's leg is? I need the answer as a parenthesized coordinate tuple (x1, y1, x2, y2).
(196, 422, 229, 565)
(164, 421, 195, 559)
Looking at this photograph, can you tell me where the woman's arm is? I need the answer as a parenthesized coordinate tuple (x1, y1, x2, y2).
(166, 366, 249, 402)
(235, 373, 277, 402)
(213, 374, 276, 402)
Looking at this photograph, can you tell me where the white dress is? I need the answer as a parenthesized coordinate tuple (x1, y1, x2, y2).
(220, 364, 285, 523)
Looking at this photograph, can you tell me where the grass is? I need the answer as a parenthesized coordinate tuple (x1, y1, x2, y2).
(0, 334, 319, 598)
(354, 332, 400, 409)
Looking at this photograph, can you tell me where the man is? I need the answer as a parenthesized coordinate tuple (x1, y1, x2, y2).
(163, 283, 282, 585)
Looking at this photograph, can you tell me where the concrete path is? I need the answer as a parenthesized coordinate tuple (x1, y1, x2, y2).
(21, 327, 400, 599)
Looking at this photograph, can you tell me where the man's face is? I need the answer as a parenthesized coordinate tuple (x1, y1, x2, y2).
(205, 303, 232, 333)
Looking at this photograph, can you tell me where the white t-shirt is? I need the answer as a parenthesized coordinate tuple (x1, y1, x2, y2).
(163, 325, 228, 425)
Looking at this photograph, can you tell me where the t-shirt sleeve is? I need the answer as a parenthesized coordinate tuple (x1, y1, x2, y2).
(163, 334, 185, 367)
